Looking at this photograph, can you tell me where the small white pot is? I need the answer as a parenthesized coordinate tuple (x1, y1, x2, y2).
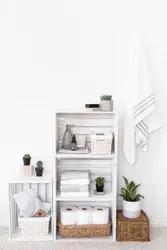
(123, 200, 141, 219)
(100, 100, 113, 111)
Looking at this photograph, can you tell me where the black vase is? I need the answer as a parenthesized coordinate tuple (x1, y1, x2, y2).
(23, 157, 31, 166)
(96, 184, 104, 192)
(35, 167, 43, 177)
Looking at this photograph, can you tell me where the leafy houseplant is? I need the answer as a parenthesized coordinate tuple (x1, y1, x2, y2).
(120, 177, 144, 219)
(100, 94, 113, 111)
(95, 177, 105, 192)
(23, 154, 31, 166)
(35, 161, 44, 177)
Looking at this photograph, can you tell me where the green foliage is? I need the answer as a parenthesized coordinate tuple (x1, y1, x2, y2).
(100, 95, 112, 100)
(23, 154, 31, 158)
(119, 176, 144, 202)
(36, 161, 43, 169)
(95, 177, 105, 186)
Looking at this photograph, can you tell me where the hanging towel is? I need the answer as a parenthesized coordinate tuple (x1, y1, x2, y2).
(123, 42, 162, 165)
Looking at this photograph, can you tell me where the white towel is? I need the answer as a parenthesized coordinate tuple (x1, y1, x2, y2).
(60, 192, 89, 197)
(60, 185, 89, 192)
(124, 41, 162, 165)
(13, 188, 51, 217)
(60, 179, 90, 186)
(61, 170, 89, 180)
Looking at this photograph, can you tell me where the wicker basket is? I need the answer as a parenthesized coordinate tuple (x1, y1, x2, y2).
(58, 221, 112, 238)
(90, 133, 113, 155)
(117, 210, 150, 241)
(18, 216, 50, 236)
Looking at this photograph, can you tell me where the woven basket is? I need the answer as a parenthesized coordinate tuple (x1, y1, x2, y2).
(117, 210, 150, 241)
(18, 216, 50, 236)
(58, 221, 112, 238)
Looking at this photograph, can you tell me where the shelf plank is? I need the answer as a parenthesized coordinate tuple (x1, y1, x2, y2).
(55, 153, 115, 159)
(8, 173, 53, 184)
(10, 230, 53, 241)
(55, 191, 113, 201)
(56, 235, 113, 242)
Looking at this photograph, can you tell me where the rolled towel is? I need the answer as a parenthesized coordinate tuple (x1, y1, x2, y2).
(61, 170, 89, 180)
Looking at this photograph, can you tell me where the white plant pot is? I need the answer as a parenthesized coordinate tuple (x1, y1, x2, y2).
(100, 100, 113, 111)
(123, 200, 141, 219)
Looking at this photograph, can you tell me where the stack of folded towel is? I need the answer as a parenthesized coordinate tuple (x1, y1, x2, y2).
(60, 170, 90, 197)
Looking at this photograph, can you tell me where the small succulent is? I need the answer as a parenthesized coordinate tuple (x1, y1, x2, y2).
(95, 177, 105, 186)
(100, 95, 112, 101)
(36, 161, 43, 169)
(23, 154, 31, 158)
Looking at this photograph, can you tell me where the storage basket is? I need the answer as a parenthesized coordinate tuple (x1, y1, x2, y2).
(90, 133, 113, 155)
(58, 221, 112, 238)
(116, 210, 150, 241)
(18, 216, 50, 236)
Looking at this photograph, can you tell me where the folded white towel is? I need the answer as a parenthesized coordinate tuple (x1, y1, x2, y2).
(13, 188, 51, 217)
(61, 170, 89, 180)
(60, 185, 89, 192)
(60, 179, 90, 186)
(60, 192, 89, 197)
(123, 41, 162, 165)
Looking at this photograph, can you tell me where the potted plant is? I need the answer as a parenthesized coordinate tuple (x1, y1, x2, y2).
(35, 161, 44, 177)
(100, 95, 113, 111)
(23, 154, 31, 166)
(95, 177, 105, 192)
(119, 177, 144, 219)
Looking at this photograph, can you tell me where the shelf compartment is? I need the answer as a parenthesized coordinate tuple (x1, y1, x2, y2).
(8, 182, 53, 241)
(56, 191, 113, 201)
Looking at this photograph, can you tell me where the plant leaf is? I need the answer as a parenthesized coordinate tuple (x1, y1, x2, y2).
(131, 184, 141, 193)
(129, 181, 136, 190)
(123, 176, 129, 189)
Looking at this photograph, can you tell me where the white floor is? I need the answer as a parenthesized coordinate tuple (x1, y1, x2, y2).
(0, 227, 167, 250)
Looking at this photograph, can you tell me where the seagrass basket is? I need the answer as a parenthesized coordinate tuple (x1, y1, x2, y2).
(117, 210, 150, 241)
(58, 221, 112, 238)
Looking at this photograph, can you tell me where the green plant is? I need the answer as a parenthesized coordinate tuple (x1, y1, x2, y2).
(36, 161, 43, 169)
(95, 177, 105, 186)
(23, 154, 31, 158)
(100, 95, 112, 101)
(119, 177, 144, 202)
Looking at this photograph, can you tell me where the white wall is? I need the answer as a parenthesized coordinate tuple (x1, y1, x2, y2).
(0, 0, 166, 226)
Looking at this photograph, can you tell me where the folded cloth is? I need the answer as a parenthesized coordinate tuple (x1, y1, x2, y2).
(61, 170, 89, 180)
(123, 41, 162, 165)
(60, 179, 90, 186)
(13, 188, 51, 218)
(60, 192, 89, 197)
(60, 185, 89, 192)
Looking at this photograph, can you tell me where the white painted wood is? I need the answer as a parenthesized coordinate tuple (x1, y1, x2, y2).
(54, 111, 118, 242)
(55, 191, 113, 201)
(55, 153, 115, 159)
(8, 173, 52, 184)
(8, 181, 53, 241)
(56, 235, 113, 242)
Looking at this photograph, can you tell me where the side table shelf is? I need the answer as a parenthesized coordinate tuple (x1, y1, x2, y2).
(8, 173, 53, 241)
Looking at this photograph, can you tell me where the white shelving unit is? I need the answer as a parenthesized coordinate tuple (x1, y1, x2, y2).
(8, 110, 118, 242)
(8, 174, 53, 241)
(54, 111, 118, 242)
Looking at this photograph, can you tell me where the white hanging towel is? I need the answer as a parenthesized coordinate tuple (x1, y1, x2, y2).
(123, 42, 162, 165)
